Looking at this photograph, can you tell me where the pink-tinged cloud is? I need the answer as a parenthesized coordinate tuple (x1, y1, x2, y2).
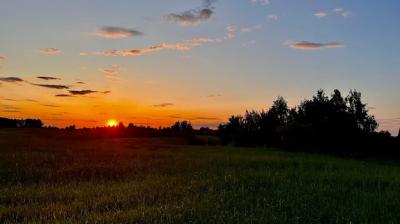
(314, 11, 327, 18)
(290, 41, 345, 50)
(100, 65, 120, 76)
(0, 55, 6, 61)
(38, 48, 63, 55)
(82, 26, 239, 57)
(94, 26, 142, 39)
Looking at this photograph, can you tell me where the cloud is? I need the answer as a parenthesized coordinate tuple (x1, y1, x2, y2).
(0, 77, 24, 83)
(152, 103, 174, 108)
(68, 90, 98, 95)
(251, 0, 270, 5)
(55, 94, 74, 97)
(207, 94, 222, 98)
(93, 26, 142, 39)
(314, 11, 327, 18)
(41, 104, 61, 108)
(333, 7, 351, 17)
(2, 109, 20, 113)
(32, 84, 69, 89)
(0, 55, 5, 61)
(166, 0, 216, 26)
(82, 25, 238, 57)
(38, 48, 63, 55)
(37, 76, 61, 81)
(290, 41, 345, 50)
(100, 65, 120, 76)
(267, 14, 278, 21)
(191, 116, 220, 121)
(76, 81, 86, 85)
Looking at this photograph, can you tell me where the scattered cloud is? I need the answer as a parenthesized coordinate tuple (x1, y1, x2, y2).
(0, 55, 5, 61)
(38, 48, 63, 55)
(69, 90, 98, 95)
(152, 103, 174, 108)
(76, 81, 86, 85)
(290, 41, 345, 50)
(314, 11, 327, 18)
(0, 77, 24, 83)
(32, 84, 69, 89)
(93, 26, 142, 39)
(37, 76, 61, 81)
(166, 0, 216, 26)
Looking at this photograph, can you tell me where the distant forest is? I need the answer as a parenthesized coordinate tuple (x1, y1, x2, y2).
(1, 89, 399, 157)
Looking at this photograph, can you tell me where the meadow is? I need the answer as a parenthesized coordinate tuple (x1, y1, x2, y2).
(0, 129, 400, 223)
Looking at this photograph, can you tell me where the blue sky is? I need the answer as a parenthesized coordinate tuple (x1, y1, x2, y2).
(0, 0, 399, 134)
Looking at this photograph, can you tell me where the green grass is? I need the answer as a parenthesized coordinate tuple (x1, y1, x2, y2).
(1, 130, 400, 223)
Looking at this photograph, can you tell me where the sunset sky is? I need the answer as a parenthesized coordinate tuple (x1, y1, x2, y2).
(0, 0, 399, 134)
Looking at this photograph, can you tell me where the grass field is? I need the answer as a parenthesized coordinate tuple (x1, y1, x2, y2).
(1, 130, 400, 223)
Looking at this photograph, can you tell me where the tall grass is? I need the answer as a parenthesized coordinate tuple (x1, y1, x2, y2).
(1, 130, 399, 223)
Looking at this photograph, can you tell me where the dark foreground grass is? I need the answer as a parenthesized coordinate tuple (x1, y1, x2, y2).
(0, 130, 400, 223)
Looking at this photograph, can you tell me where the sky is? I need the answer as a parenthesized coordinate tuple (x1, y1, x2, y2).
(0, 0, 399, 135)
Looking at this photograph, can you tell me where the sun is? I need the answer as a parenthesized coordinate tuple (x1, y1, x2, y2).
(106, 119, 118, 127)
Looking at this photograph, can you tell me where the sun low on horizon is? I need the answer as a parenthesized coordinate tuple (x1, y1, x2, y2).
(106, 119, 118, 127)
(0, 0, 399, 134)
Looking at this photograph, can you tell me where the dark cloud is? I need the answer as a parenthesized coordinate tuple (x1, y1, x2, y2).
(290, 41, 344, 50)
(76, 81, 86, 85)
(32, 84, 69, 89)
(41, 104, 61, 108)
(55, 94, 74, 97)
(191, 116, 220, 120)
(0, 77, 24, 83)
(166, 0, 216, 25)
(102, 91, 111, 94)
(37, 76, 61, 81)
(2, 109, 20, 113)
(95, 26, 142, 39)
(68, 90, 98, 95)
(152, 103, 174, 108)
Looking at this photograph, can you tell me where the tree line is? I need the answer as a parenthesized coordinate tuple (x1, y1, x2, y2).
(218, 89, 399, 157)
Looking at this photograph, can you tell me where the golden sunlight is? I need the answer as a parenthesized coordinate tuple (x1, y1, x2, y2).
(106, 119, 118, 127)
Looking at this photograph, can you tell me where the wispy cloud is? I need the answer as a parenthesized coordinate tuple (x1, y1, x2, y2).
(38, 48, 63, 55)
(166, 0, 216, 26)
(333, 7, 351, 17)
(99, 65, 120, 76)
(0, 55, 5, 61)
(290, 41, 345, 50)
(82, 25, 239, 57)
(37, 76, 61, 81)
(93, 26, 142, 39)
(32, 84, 69, 89)
(152, 103, 174, 108)
(267, 14, 278, 21)
(207, 94, 222, 98)
(314, 11, 327, 18)
(0, 77, 24, 83)
(251, 0, 270, 6)
(76, 81, 86, 85)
